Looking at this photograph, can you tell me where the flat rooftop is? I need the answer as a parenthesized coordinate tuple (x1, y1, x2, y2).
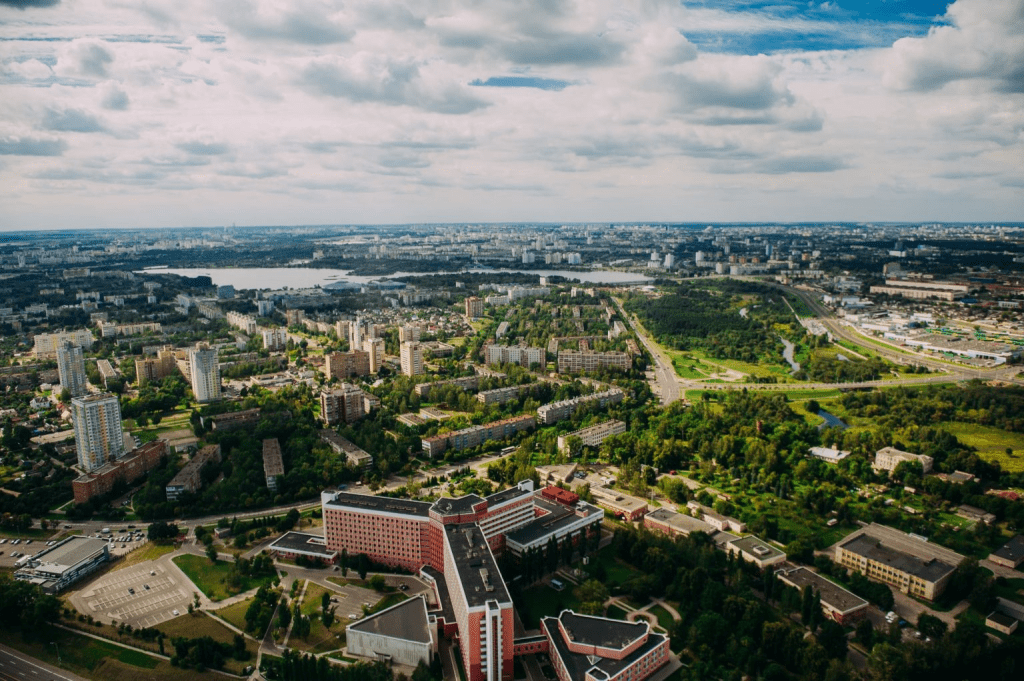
(840, 533, 956, 583)
(325, 491, 432, 518)
(269, 531, 336, 558)
(729, 535, 785, 562)
(543, 612, 666, 681)
(485, 484, 532, 507)
(645, 507, 715, 535)
(347, 595, 432, 643)
(22, 536, 107, 575)
(777, 566, 868, 614)
(432, 494, 484, 517)
(991, 535, 1024, 563)
(445, 523, 510, 608)
(505, 497, 601, 548)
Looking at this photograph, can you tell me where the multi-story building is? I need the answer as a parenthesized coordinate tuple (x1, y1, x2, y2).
(557, 350, 631, 374)
(835, 523, 964, 601)
(325, 350, 371, 380)
(556, 420, 626, 453)
(14, 536, 110, 594)
(421, 414, 535, 458)
(188, 343, 221, 403)
(33, 329, 94, 358)
(71, 393, 125, 472)
(485, 344, 545, 369)
(72, 440, 167, 503)
(362, 337, 385, 373)
(415, 376, 481, 398)
(476, 385, 530, 406)
(542, 611, 669, 681)
(263, 439, 284, 492)
(776, 566, 869, 626)
(400, 325, 422, 343)
(644, 507, 716, 538)
(320, 384, 367, 425)
(321, 480, 617, 681)
(165, 444, 221, 501)
(537, 389, 624, 425)
(401, 341, 424, 377)
(285, 309, 304, 326)
(262, 327, 288, 351)
(226, 311, 258, 334)
(257, 299, 274, 316)
(135, 346, 178, 386)
(873, 446, 933, 475)
(56, 341, 87, 398)
(319, 430, 374, 469)
(465, 296, 484, 319)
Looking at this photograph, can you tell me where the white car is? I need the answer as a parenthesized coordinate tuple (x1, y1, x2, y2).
(172, 609, 180, 616)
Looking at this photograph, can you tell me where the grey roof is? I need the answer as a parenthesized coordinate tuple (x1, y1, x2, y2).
(645, 507, 715, 535)
(445, 523, 510, 607)
(777, 566, 868, 614)
(557, 611, 648, 650)
(269, 531, 336, 558)
(325, 491, 431, 518)
(840, 533, 956, 583)
(986, 611, 1018, 627)
(347, 595, 432, 643)
(431, 495, 484, 517)
(991, 535, 1024, 563)
(420, 565, 456, 625)
(485, 485, 531, 507)
(542, 612, 666, 681)
(24, 536, 107, 574)
(728, 535, 785, 561)
(505, 497, 601, 548)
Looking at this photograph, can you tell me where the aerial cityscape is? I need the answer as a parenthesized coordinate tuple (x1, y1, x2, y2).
(1, 1, 1023, 681)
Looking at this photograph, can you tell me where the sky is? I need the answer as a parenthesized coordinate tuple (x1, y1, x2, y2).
(0, 0, 1021, 230)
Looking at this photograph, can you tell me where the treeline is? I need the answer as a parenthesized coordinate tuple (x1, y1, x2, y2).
(0, 574, 62, 636)
(841, 382, 1024, 433)
(265, 650, 392, 681)
(794, 355, 892, 383)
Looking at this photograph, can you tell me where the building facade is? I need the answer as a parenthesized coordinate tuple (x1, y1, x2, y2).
(166, 444, 222, 501)
(56, 341, 88, 398)
(556, 420, 626, 453)
(873, 447, 933, 475)
(401, 341, 424, 377)
(326, 350, 371, 380)
(557, 350, 631, 374)
(72, 440, 166, 503)
(33, 329, 94, 358)
(188, 343, 221, 403)
(421, 414, 535, 458)
(263, 438, 284, 492)
(262, 327, 288, 352)
(485, 344, 545, 368)
(72, 393, 125, 472)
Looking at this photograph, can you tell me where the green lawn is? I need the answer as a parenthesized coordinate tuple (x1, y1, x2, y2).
(937, 423, 1024, 472)
(606, 604, 629, 620)
(156, 612, 258, 672)
(287, 616, 347, 655)
(212, 596, 254, 633)
(517, 584, 583, 629)
(172, 554, 273, 602)
(3, 624, 159, 676)
(112, 542, 176, 571)
(301, 581, 331, 617)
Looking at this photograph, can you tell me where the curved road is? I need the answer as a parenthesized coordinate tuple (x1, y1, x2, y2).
(618, 284, 1023, 404)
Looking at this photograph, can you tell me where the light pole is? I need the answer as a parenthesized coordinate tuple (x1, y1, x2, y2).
(50, 641, 61, 665)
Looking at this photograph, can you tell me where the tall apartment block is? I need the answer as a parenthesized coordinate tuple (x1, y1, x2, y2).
(325, 350, 371, 380)
(262, 327, 288, 352)
(362, 337, 385, 373)
(188, 343, 221, 403)
(485, 344, 545, 368)
(320, 384, 367, 425)
(135, 346, 178, 386)
(400, 325, 422, 343)
(72, 393, 125, 472)
(465, 296, 484, 319)
(56, 341, 88, 398)
(401, 341, 423, 377)
(33, 329, 94, 359)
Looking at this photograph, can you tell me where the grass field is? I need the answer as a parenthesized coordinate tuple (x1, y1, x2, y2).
(648, 604, 676, 632)
(171, 554, 269, 602)
(3, 624, 160, 677)
(286, 617, 347, 655)
(517, 584, 582, 629)
(156, 612, 258, 672)
(112, 542, 176, 571)
(212, 596, 254, 633)
(937, 423, 1024, 472)
(300, 581, 331, 617)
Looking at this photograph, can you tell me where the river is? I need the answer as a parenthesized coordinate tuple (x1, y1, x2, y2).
(779, 337, 800, 373)
(817, 410, 849, 430)
(137, 266, 653, 290)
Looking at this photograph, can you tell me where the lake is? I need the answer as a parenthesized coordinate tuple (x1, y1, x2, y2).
(137, 267, 652, 290)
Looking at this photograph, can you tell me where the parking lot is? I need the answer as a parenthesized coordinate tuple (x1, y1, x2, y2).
(73, 561, 195, 629)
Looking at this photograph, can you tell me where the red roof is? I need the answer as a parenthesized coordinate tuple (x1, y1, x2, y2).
(542, 486, 579, 506)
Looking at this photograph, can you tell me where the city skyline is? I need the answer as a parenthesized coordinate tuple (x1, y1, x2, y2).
(1, 0, 1022, 230)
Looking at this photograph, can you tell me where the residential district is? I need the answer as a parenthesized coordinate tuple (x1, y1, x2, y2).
(0, 223, 1023, 681)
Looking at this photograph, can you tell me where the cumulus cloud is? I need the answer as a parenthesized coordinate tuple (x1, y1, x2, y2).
(100, 83, 130, 110)
(4, 59, 54, 81)
(218, 0, 353, 44)
(0, 135, 66, 156)
(42, 108, 106, 133)
(884, 0, 1024, 93)
(669, 55, 794, 111)
(55, 39, 114, 79)
(176, 140, 231, 155)
(299, 54, 488, 114)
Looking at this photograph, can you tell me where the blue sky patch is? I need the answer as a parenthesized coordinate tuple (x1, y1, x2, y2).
(469, 76, 570, 91)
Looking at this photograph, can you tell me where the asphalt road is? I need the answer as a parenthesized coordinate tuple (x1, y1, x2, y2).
(613, 297, 680, 405)
(0, 643, 87, 681)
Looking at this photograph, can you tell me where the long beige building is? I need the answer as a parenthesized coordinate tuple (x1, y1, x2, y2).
(556, 419, 626, 453)
(874, 446, 933, 475)
(557, 350, 630, 373)
(835, 523, 964, 601)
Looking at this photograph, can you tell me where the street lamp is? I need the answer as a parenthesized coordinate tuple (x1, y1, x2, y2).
(50, 641, 61, 665)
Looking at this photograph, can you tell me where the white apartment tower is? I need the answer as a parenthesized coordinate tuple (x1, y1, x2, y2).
(362, 337, 385, 373)
(188, 343, 221, 403)
(400, 341, 423, 377)
(56, 341, 88, 398)
(72, 393, 125, 472)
